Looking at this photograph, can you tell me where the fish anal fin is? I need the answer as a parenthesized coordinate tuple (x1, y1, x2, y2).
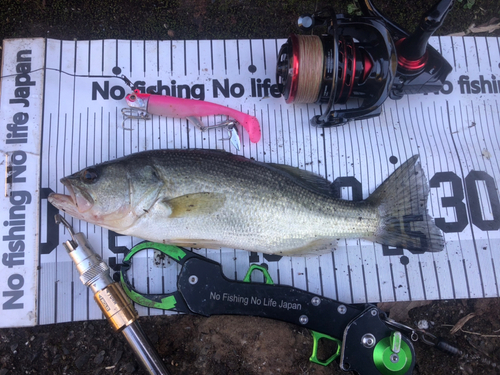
(273, 238, 337, 257)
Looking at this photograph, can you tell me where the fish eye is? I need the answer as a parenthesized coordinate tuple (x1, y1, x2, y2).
(80, 168, 99, 184)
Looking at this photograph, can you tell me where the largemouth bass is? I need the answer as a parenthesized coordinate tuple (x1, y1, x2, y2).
(48, 149, 444, 255)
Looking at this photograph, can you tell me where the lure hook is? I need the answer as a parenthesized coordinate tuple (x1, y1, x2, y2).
(121, 108, 151, 130)
(220, 123, 241, 151)
(121, 107, 151, 121)
(190, 119, 242, 151)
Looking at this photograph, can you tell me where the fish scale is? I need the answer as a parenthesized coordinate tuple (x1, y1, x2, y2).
(48, 149, 444, 255)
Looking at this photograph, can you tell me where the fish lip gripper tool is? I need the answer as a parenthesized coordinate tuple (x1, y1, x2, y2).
(120, 241, 417, 375)
(55, 215, 170, 375)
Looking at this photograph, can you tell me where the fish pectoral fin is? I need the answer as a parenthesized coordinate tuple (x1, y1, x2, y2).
(163, 192, 226, 218)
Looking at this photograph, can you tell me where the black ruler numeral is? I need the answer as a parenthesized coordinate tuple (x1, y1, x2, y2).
(430, 172, 469, 233)
(465, 171, 500, 231)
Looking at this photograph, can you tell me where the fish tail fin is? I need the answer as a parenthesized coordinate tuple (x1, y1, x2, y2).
(365, 155, 444, 253)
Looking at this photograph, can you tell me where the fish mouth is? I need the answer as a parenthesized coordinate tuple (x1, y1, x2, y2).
(48, 178, 95, 214)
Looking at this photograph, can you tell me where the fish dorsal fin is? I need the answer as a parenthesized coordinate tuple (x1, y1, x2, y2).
(163, 192, 226, 218)
(267, 163, 333, 196)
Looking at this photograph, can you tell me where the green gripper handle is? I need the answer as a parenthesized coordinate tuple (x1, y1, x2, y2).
(243, 264, 274, 284)
(120, 242, 188, 310)
(242, 264, 341, 367)
(309, 331, 342, 366)
(120, 276, 178, 310)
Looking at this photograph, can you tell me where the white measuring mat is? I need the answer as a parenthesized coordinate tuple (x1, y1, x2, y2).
(1, 37, 499, 327)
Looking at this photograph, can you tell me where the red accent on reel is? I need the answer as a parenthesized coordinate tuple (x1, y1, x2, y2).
(361, 51, 373, 83)
(336, 36, 361, 104)
(336, 37, 348, 103)
(286, 34, 301, 104)
(396, 38, 429, 71)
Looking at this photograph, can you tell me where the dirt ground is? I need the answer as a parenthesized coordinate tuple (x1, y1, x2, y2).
(1, 0, 500, 374)
(1, 299, 500, 374)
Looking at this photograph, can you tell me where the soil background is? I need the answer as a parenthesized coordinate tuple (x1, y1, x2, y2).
(1, 1, 500, 374)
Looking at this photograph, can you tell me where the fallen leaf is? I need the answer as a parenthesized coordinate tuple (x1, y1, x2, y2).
(482, 148, 492, 160)
(377, 301, 432, 322)
(447, 17, 500, 36)
(450, 313, 476, 335)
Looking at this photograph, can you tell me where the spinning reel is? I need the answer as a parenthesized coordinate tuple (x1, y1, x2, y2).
(276, 0, 454, 126)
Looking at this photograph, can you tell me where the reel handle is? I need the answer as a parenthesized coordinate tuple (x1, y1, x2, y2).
(396, 0, 454, 62)
(297, 7, 336, 31)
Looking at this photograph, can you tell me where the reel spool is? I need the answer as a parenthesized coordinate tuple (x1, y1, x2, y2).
(278, 33, 374, 106)
(276, 0, 454, 127)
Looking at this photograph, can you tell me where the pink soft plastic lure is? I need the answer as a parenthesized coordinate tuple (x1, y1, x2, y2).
(125, 90, 261, 143)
